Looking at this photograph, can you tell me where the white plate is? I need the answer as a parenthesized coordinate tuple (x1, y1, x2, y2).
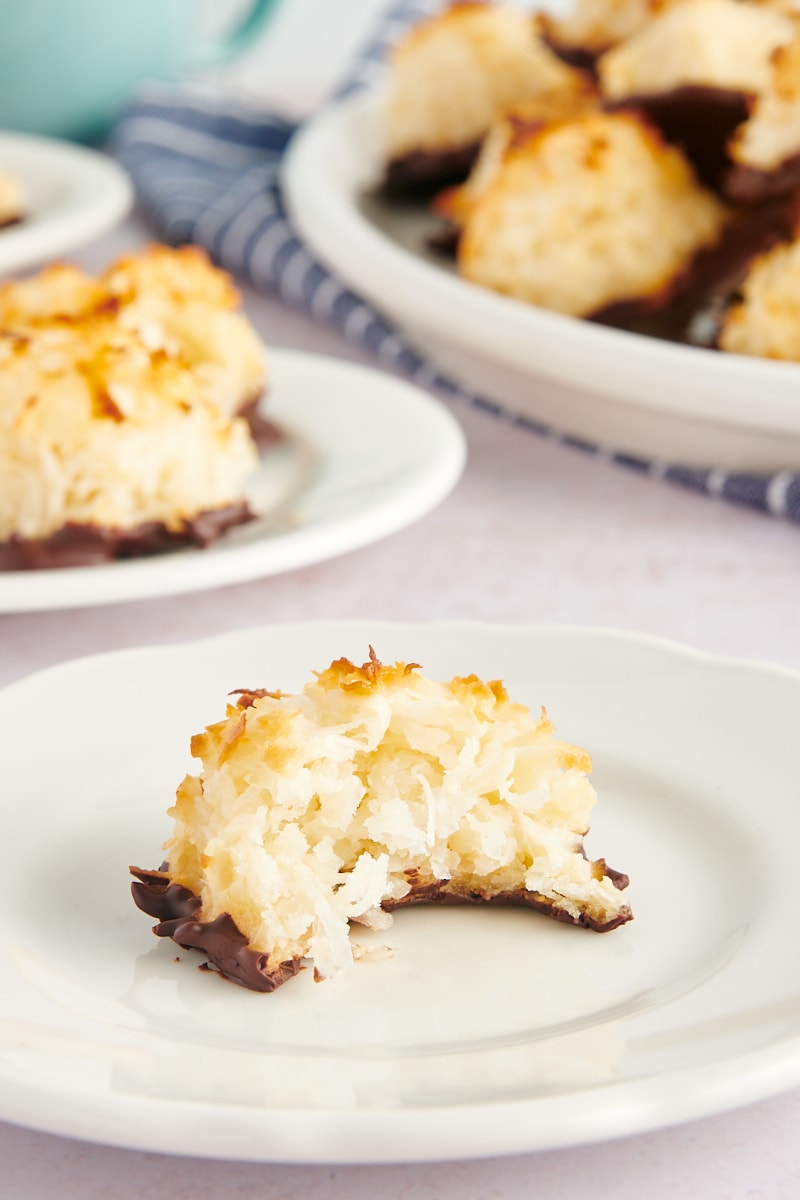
(284, 91, 800, 471)
(3, 620, 800, 1162)
(0, 349, 466, 613)
(0, 131, 132, 276)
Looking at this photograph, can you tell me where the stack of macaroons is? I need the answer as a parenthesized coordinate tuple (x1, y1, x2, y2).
(0, 169, 24, 229)
(0, 246, 266, 570)
(383, 0, 800, 357)
(131, 650, 632, 993)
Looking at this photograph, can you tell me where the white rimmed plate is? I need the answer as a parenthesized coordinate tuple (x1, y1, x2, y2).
(0, 132, 132, 276)
(283, 91, 800, 471)
(0, 349, 466, 612)
(2, 620, 800, 1162)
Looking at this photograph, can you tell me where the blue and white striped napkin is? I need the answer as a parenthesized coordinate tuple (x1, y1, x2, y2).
(111, 0, 800, 524)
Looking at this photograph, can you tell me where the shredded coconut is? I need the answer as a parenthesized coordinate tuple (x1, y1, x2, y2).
(165, 651, 632, 981)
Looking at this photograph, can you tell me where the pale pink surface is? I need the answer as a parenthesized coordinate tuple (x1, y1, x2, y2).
(3, 3, 800, 1193)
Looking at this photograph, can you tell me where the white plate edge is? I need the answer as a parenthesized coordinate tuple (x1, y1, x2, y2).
(3, 616, 799, 711)
(0, 132, 133, 275)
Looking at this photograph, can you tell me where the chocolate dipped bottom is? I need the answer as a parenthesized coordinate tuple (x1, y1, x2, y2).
(541, 37, 602, 76)
(383, 141, 482, 198)
(0, 501, 254, 571)
(726, 152, 800, 206)
(589, 198, 797, 340)
(130, 856, 631, 993)
(428, 191, 796, 345)
(383, 864, 632, 933)
(239, 393, 283, 450)
(130, 866, 302, 992)
(607, 86, 751, 192)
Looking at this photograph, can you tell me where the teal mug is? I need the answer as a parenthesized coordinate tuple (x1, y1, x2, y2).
(0, 0, 279, 143)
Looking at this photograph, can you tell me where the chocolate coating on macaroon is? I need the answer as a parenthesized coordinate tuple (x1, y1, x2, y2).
(130, 866, 302, 993)
(0, 502, 254, 571)
(606, 86, 751, 191)
(383, 864, 631, 933)
(130, 852, 631, 994)
(725, 151, 800, 205)
(382, 141, 482, 198)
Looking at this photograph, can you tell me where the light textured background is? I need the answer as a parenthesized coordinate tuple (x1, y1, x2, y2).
(2, 2, 800, 1196)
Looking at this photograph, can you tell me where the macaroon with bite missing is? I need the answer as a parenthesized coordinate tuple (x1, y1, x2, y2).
(131, 650, 632, 993)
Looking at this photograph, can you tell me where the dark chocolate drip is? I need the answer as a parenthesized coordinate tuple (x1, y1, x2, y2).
(603, 864, 630, 891)
(131, 849, 632, 994)
(725, 151, 800, 206)
(0, 501, 254, 571)
(129, 866, 303, 993)
(426, 223, 461, 258)
(542, 38, 602, 75)
(382, 141, 482, 198)
(383, 878, 632, 932)
(590, 196, 798, 343)
(238, 392, 284, 451)
(606, 87, 751, 192)
(538, 20, 604, 76)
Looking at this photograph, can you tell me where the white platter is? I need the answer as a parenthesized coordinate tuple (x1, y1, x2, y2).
(0, 131, 132, 276)
(2, 620, 800, 1162)
(284, 91, 800, 471)
(0, 349, 466, 612)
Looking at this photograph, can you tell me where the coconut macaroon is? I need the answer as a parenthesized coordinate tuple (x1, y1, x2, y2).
(433, 85, 600, 231)
(0, 246, 267, 422)
(384, 1, 591, 192)
(598, 0, 797, 99)
(0, 170, 24, 229)
(457, 110, 726, 318)
(131, 651, 632, 992)
(0, 318, 258, 568)
(102, 245, 266, 421)
(726, 35, 800, 201)
(718, 233, 800, 359)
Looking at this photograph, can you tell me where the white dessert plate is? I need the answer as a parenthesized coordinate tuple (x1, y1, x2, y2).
(0, 349, 466, 612)
(0, 131, 132, 276)
(284, 91, 800, 471)
(2, 620, 800, 1163)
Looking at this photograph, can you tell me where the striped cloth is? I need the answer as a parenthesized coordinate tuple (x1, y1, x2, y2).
(111, 0, 800, 524)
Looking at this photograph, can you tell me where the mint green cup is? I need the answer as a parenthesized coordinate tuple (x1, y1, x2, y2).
(0, 0, 279, 143)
